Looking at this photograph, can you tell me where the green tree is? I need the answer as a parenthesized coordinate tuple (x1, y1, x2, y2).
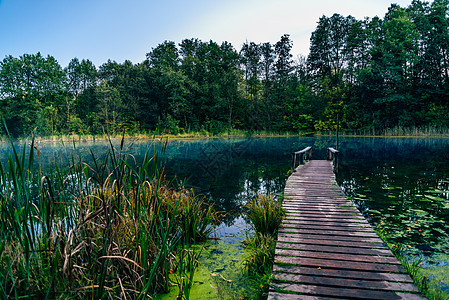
(219, 42, 242, 131)
(273, 34, 296, 130)
(95, 80, 123, 132)
(66, 58, 97, 97)
(65, 58, 97, 131)
(0, 53, 65, 136)
(260, 42, 275, 128)
(308, 14, 360, 83)
(146, 41, 180, 121)
(283, 84, 316, 132)
(408, 0, 449, 103)
(367, 5, 420, 128)
(240, 42, 261, 129)
(146, 41, 194, 129)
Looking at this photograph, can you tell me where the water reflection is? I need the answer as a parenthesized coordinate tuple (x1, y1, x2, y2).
(159, 137, 333, 225)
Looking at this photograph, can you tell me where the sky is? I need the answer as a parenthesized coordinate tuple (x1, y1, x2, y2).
(0, 0, 414, 68)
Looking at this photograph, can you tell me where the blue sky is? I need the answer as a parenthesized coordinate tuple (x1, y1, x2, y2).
(0, 0, 413, 67)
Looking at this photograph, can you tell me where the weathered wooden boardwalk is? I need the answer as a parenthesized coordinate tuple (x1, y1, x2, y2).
(269, 160, 425, 300)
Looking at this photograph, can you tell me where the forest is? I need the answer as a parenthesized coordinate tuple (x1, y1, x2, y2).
(1, 0, 449, 137)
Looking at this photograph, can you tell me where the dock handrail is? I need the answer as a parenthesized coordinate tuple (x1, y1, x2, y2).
(327, 147, 339, 173)
(292, 146, 312, 171)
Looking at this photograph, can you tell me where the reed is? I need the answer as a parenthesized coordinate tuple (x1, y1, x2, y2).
(382, 126, 448, 137)
(243, 233, 277, 276)
(242, 194, 285, 299)
(169, 248, 201, 300)
(245, 194, 285, 237)
(177, 192, 221, 244)
(0, 125, 218, 299)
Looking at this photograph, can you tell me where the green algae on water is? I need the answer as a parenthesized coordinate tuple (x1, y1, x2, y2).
(157, 217, 263, 299)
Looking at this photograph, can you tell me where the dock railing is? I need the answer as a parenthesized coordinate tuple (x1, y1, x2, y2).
(292, 146, 312, 171)
(327, 147, 339, 173)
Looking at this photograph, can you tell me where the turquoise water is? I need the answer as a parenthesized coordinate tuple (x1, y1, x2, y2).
(2, 136, 448, 297)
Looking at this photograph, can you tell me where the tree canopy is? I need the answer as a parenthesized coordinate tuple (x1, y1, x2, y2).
(1, 0, 449, 137)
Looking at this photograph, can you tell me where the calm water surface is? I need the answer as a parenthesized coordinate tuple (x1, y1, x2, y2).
(2, 136, 448, 297)
(336, 137, 449, 295)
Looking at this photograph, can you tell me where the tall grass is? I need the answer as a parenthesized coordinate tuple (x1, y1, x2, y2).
(319, 126, 449, 137)
(169, 248, 201, 300)
(242, 194, 285, 299)
(0, 127, 218, 298)
(245, 194, 285, 237)
(382, 126, 449, 137)
(243, 233, 277, 276)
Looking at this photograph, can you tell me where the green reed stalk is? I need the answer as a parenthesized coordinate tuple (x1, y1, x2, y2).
(242, 194, 286, 298)
(246, 194, 285, 237)
(0, 124, 218, 298)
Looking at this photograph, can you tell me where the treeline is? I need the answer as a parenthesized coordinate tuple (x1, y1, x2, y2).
(308, 0, 449, 132)
(1, 0, 449, 137)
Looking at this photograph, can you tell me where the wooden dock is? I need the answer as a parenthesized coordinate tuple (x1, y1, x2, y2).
(268, 160, 425, 299)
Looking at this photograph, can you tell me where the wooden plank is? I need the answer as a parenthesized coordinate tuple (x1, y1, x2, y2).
(273, 265, 414, 283)
(278, 233, 384, 243)
(282, 206, 358, 212)
(284, 204, 355, 209)
(272, 273, 419, 292)
(279, 228, 379, 237)
(284, 201, 352, 205)
(284, 212, 365, 219)
(271, 283, 425, 299)
(275, 242, 394, 256)
(285, 213, 365, 220)
(268, 292, 340, 300)
(277, 236, 388, 249)
(284, 208, 357, 212)
(275, 248, 401, 264)
(283, 216, 367, 223)
(283, 203, 355, 209)
(274, 256, 406, 273)
(285, 193, 344, 197)
(283, 211, 360, 218)
(283, 220, 371, 228)
(281, 223, 375, 232)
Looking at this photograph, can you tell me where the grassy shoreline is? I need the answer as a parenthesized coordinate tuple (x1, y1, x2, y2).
(2, 126, 449, 145)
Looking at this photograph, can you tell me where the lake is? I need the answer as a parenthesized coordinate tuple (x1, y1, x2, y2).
(2, 136, 448, 297)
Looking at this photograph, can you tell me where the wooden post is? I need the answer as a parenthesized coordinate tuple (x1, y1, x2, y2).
(336, 113, 340, 150)
(292, 153, 296, 171)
